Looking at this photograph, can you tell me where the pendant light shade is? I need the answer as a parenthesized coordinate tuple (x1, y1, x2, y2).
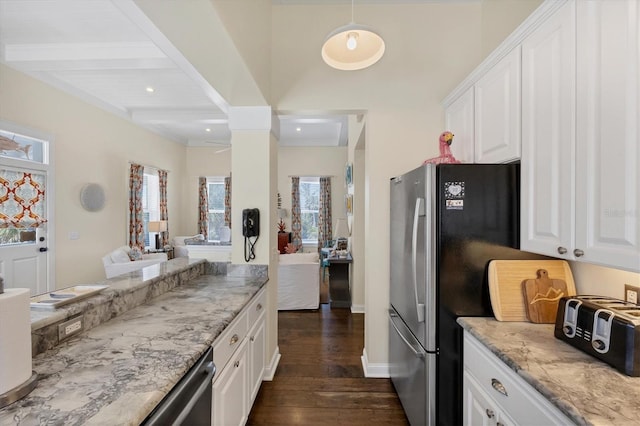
(321, 1, 385, 71)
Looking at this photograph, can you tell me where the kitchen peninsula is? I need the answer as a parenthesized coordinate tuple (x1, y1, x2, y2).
(0, 258, 268, 425)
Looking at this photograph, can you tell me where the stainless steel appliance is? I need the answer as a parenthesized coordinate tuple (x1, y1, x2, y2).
(142, 347, 215, 425)
(389, 163, 545, 425)
(555, 295, 640, 376)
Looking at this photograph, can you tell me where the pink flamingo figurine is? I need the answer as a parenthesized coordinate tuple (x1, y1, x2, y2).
(422, 131, 461, 165)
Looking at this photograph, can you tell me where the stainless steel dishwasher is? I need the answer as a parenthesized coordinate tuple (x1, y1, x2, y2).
(142, 347, 215, 426)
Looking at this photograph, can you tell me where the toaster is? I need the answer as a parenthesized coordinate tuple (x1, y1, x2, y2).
(554, 295, 640, 376)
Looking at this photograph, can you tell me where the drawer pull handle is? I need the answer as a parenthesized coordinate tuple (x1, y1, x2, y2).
(497, 423, 504, 426)
(234, 360, 240, 368)
(257, 303, 263, 311)
(486, 409, 495, 419)
(573, 248, 584, 257)
(491, 378, 508, 396)
(557, 246, 567, 255)
(230, 334, 239, 345)
(250, 336, 255, 342)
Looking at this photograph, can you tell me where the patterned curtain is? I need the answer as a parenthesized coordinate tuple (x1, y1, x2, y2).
(224, 175, 231, 227)
(158, 169, 169, 247)
(128, 164, 144, 249)
(318, 177, 332, 250)
(198, 177, 208, 239)
(0, 169, 47, 229)
(291, 176, 302, 248)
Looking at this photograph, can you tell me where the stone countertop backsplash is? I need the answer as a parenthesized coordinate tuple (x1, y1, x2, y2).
(0, 258, 267, 425)
(458, 317, 640, 425)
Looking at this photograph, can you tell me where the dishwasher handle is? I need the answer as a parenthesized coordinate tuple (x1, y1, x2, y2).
(143, 347, 215, 426)
(173, 361, 215, 425)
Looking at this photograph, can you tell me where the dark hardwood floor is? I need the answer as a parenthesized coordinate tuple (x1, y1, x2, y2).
(248, 276, 409, 425)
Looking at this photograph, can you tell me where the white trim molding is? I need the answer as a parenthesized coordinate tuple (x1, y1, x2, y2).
(361, 348, 389, 378)
(351, 304, 364, 314)
(262, 345, 281, 381)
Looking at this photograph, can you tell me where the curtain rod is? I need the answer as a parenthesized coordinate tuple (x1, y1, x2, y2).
(128, 161, 170, 173)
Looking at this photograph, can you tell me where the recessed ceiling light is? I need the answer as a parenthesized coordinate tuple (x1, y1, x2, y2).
(146, 87, 155, 93)
(296, 127, 301, 132)
(205, 128, 211, 132)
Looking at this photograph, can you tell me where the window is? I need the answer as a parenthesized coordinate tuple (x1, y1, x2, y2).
(207, 178, 225, 241)
(142, 171, 160, 249)
(299, 177, 319, 243)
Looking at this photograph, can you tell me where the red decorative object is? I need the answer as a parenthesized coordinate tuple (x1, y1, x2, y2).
(422, 131, 461, 165)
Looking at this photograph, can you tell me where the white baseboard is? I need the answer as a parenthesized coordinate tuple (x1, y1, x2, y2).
(262, 345, 281, 381)
(361, 348, 390, 378)
(351, 304, 365, 314)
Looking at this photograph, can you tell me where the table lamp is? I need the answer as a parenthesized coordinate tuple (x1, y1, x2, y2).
(148, 220, 168, 250)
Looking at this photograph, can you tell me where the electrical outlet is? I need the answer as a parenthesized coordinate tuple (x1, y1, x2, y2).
(58, 315, 84, 342)
(625, 284, 640, 305)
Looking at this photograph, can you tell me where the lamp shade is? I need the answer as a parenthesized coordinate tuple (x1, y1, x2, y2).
(334, 217, 348, 239)
(148, 220, 167, 233)
(322, 23, 385, 71)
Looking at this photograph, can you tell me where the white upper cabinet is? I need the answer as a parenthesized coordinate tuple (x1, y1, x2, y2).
(574, 0, 640, 272)
(444, 86, 475, 163)
(521, 0, 640, 272)
(520, 0, 576, 259)
(474, 47, 522, 164)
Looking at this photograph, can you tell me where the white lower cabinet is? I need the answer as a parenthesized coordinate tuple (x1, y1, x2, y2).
(213, 338, 249, 426)
(212, 287, 266, 426)
(463, 332, 573, 425)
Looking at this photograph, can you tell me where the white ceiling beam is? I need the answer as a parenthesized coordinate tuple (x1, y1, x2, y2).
(130, 109, 228, 123)
(3, 42, 167, 62)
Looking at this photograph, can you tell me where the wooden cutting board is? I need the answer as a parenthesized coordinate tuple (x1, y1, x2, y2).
(488, 260, 575, 321)
(522, 269, 568, 323)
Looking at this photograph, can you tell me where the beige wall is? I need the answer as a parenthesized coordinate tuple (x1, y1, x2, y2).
(277, 146, 348, 245)
(184, 147, 232, 236)
(270, 1, 556, 366)
(0, 64, 187, 289)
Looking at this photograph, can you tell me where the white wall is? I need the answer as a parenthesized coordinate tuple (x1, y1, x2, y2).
(0, 64, 187, 288)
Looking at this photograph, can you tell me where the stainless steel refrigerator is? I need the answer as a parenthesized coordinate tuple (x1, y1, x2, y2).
(389, 163, 545, 425)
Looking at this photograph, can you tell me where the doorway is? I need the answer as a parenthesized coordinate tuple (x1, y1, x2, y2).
(0, 123, 53, 295)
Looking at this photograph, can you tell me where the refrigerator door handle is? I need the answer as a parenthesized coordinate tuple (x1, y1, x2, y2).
(412, 197, 426, 323)
(389, 310, 425, 359)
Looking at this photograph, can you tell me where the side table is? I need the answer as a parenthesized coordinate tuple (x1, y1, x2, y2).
(326, 253, 352, 308)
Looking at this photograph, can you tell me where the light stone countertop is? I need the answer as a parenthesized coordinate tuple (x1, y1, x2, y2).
(458, 317, 640, 426)
(0, 273, 267, 426)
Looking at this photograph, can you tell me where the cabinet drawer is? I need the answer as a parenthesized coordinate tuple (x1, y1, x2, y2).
(464, 333, 573, 425)
(214, 310, 248, 371)
(248, 288, 266, 326)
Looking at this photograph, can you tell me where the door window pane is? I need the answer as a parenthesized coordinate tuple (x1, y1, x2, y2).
(207, 179, 225, 240)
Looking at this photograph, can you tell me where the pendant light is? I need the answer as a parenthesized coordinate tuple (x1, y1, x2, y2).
(321, 0, 385, 71)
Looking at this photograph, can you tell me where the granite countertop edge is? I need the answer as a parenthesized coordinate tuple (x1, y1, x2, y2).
(458, 317, 640, 426)
(0, 273, 268, 426)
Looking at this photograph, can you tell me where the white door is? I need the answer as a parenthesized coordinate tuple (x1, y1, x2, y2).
(0, 125, 53, 296)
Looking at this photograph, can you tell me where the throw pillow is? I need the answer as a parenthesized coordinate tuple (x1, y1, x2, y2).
(128, 246, 143, 261)
(110, 246, 132, 264)
(284, 243, 298, 254)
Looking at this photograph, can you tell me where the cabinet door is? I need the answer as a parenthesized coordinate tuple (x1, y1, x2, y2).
(248, 316, 266, 404)
(474, 47, 521, 164)
(463, 371, 497, 426)
(445, 86, 475, 163)
(520, 0, 576, 258)
(212, 339, 249, 426)
(575, 0, 640, 272)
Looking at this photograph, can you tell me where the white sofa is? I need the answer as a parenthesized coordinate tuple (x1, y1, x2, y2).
(102, 246, 168, 279)
(172, 234, 206, 258)
(277, 252, 320, 310)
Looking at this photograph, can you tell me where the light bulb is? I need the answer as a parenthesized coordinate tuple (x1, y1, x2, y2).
(346, 32, 358, 50)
